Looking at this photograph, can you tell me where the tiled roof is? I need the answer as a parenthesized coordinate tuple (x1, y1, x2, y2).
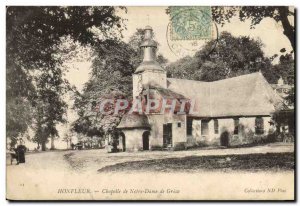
(117, 113, 150, 129)
(167, 72, 286, 117)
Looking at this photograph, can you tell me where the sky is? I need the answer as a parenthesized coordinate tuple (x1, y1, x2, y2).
(121, 6, 293, 61)
(54, 6, 295, 148)
(66, 6, 294, 92)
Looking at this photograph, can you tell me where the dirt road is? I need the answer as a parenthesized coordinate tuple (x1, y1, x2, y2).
(6, 143, 294, 200)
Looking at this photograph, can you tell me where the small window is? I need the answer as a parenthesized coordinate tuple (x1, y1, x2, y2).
(214, 119, 219, 134)
(233, 118, 239, 135)
(201, 120, 209, 135)
(255, 117, 264, 134)
(177, 122, 181, 128)
(187, 118, 192, 135)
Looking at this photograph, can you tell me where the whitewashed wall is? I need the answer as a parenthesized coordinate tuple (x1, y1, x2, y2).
(142, 70, 167, 89)
(148, 113, 187, 150)
(189, 116, 272, 147)
(122, 129, 148, 152)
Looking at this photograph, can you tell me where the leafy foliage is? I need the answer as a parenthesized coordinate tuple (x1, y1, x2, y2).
(273, 53, 295, 107)
(6, 59, 35, 143)
(167, 32, 276, 83)
(7, 6, 124, 69)
(272, 53, 294, 85)
(211, 6, 295, 51)
(72, 28, 168, 139)
(6, 6, 125, 149)
(72, 40, 136, 139)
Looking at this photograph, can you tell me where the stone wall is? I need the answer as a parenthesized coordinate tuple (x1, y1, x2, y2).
(132, 73, 142, 98)
(189, 116, 272, 147)
(133, 70, 167, 98)
(171, 115, 187, 150)
(122, 129, 149, 152)
(121, 115, 272, 152)
(148, 114, 187, 150)
(142, 70, 167, 89)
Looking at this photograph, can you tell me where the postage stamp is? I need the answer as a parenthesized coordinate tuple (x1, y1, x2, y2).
(170, 6, 212, 41)
(167, 6, 218, 58)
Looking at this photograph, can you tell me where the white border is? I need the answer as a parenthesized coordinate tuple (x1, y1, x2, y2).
(1, 1, 299, 206)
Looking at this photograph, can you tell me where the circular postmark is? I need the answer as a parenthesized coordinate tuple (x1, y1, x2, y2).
(166, 7, 219, 58)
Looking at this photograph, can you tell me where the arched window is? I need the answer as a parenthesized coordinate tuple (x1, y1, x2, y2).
(255, 117, 264, 134)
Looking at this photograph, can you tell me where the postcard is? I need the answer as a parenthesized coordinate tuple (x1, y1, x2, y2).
(6, 6, 295, 200)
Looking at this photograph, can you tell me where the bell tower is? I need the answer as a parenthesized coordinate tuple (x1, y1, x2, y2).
(132, 26, 167, 98)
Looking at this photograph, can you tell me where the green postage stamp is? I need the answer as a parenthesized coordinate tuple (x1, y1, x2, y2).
(170, 6, 212, 40)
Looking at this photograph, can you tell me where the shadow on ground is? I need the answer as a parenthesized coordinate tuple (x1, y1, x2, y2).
(97, 152, 294, 173)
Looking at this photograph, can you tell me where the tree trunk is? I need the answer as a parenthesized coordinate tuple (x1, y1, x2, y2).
(50, 136, 55, 150)
(41, 141, 46, 151)
(99, 138, 103, 148)
(278, 7, 295, 51)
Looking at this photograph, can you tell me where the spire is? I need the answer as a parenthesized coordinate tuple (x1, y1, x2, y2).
(134, 26, 165, 74)
(144, 26, 153, 40)
(140, 26, 157, 62)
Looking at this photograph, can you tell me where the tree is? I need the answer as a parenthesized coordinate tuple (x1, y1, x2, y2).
(128, 28, 169, 67)
(6, 57, 35, 147)
(211, 6, 295, 51)
(33, 87, 68, 150)
(7, 6, 125, 70)
(6, 6, 125, 149)
(72, 28, 168, 140)
(6, 98, 33, 147)
(166, 56, 201, 80)
(272, 53, 294, 85)
(167, 32, 276, 83)
(72, 40, 136, 140)
(272, 53, 295, 107)
(62, 133, 73, 149)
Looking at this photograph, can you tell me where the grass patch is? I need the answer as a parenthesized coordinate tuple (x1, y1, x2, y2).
(98, 152, 294, 173)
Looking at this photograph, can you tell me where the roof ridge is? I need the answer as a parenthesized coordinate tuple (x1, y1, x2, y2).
(167, 72, 261, 84)
(167, 77, 207, 83)
(211, 72, 261, 83)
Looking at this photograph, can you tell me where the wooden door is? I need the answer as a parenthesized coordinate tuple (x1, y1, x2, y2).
(163, 123, 172, 148)
(142, 131, 150, 150)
